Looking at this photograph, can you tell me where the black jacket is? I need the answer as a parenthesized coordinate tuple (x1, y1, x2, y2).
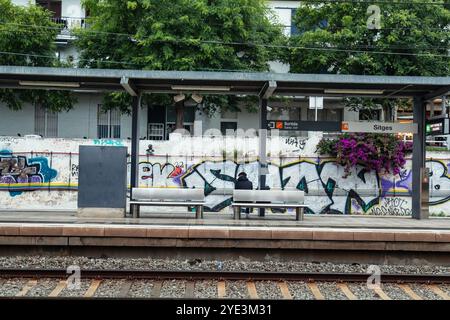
(235, 176, 253, 190)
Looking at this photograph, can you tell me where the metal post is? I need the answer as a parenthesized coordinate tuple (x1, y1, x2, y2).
(130, 94, 141, 217)
(412, 97, 428, 219)
(233, 206, 241, 220)
(258, 98, 268, 217)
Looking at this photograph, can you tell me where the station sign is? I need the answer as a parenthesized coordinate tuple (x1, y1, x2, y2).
(426, 118, 450, 136)
(341, 121, 418, 134)
(268, 121, 300, 130)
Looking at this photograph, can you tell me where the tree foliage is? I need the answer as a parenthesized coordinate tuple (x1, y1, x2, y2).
(289, 0, 450, 116)
(0, 0, 75, 112)
(75, 0, 287, 121)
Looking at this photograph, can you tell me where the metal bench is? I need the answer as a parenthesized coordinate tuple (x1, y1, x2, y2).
(129, 188, 205, 218)
(232, 189, 307, 221)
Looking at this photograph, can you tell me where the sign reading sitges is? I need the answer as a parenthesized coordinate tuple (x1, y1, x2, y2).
(341, 121, 418, 134)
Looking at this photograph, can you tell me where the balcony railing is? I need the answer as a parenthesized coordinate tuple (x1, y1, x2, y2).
(51, 17, 87, 31)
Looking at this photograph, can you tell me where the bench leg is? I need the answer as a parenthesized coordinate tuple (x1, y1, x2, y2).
(233, 206, 241, 220)
(296, 207, 304, 221)
(131, 204, 140, 218)
(195, 205, 203, 219)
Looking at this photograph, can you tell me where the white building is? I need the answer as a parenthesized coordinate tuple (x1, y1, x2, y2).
(1, 0, 360, 140)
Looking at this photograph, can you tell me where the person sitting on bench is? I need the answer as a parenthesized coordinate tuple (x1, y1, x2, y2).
(234, 172, 253, 215)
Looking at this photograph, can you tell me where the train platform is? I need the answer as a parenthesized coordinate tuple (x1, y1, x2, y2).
(0, 211, 449, 261)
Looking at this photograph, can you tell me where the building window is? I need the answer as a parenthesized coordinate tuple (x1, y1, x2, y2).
(35, 104, 58, 137)
(147, 123, 165, 140)
(97, 105, 121, 138)
(221, 122, 238, 135)
(291, 9, 299, 35)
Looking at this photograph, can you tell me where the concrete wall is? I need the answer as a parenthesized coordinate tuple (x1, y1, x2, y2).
(1, 135, 449, 217)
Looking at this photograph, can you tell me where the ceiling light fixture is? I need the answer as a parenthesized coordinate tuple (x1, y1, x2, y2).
(324, 89, 384, 95)
(171, 85, 231, 92)
(191, 94, 203, 104)
(173, 94, 186, 102)
(19, 81, 80, 88)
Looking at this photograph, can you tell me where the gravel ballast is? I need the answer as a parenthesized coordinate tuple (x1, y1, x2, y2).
(381, 283, 413, 300)
(287, 281, 315, 300)
(194, 280, 217, 299)
(255, 281, 283, 299)
(316, 282, 348, 300)
(225, 281, 249, 299)
(129, 280, 154, 298)
(0, 278, 28, 297)
(0, 256, 448, 275)
(347, 283, 380, 300)
(160, 280, 185, 298)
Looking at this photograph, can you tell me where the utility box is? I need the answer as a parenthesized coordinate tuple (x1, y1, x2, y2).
(77, 145, 127, 217)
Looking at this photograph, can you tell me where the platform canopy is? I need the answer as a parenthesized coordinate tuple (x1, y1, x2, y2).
(0, 65, 449, 99)
(1, 65, 449, 221)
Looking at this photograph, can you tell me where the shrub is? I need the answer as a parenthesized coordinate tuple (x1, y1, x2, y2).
(316, 133, 413, 177)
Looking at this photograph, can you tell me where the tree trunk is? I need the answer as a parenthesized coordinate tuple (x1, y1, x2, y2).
(175, 100, 184, 130)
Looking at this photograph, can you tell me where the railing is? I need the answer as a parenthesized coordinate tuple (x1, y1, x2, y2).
(51, 17, 87, 31)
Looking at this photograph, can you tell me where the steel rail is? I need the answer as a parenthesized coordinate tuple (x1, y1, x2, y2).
(0, 269, 449, 284)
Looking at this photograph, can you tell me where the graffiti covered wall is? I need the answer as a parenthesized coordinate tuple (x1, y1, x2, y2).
(1, 135, 450, 216)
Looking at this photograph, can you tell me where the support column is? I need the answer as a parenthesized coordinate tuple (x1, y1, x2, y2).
(412, 96, 428, 219)
(130, 94, 141, 214)
(258, 98, 268, 217)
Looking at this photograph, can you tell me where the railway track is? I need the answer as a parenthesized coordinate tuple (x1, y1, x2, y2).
(0, 269, 449, 300)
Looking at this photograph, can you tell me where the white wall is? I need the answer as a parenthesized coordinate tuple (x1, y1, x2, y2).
(58, 94, 100, 138)
(0, 104, 35, 137)
(62, 0, 84, 18)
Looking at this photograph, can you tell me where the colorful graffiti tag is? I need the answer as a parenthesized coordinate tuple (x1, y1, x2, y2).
(0, 150, 58, 196)
(181, 160, 382, 213)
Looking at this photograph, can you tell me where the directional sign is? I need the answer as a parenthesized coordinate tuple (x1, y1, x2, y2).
(267, 121, 341, 132)
(426, 118, 450, 136)
(341, 121, 418, 134)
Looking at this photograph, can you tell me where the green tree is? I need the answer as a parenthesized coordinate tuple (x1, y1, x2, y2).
(289, 0, 450, 119)
(76, 0, 286, 128)
(0, 0, 75, 112)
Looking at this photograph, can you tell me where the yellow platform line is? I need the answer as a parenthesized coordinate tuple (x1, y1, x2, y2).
(373, 287, 392, 300)
(247, 281, 259, 299)
(427, 285, 450, 300)
(48, 280, 67, 297)
(278, 281, 293, 300)
(84, 279, 101, 298)
(398, 284, 422, 300)
(337, 283, 357, 300)
(307, 282, 325, 300)
(16, 280, 38, 297)
(217, 281, 226, 298)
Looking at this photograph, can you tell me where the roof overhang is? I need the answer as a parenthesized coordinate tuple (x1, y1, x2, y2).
(0, 66, 449, 100)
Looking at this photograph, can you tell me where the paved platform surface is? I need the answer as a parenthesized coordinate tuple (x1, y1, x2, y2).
(0, 210, 449, 230)
(1, 211, 449, 263)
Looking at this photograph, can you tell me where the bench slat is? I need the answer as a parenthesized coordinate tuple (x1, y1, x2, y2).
(132, 188, 204, 201)
(130, 201, 204, 206)
(233, 189, 304, 203)
(232, 203, 308, 208)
